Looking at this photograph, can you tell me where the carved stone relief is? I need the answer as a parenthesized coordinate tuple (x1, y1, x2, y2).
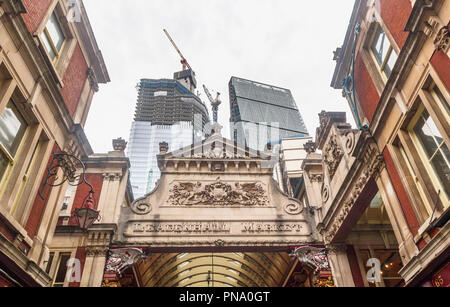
(322, 153, 385, 244)
(167, 179, 269, 207)
(284, 202, 303, 215)
(322, 135, 344, 179)
(131, 200, 152, 215)
(434, 25, 449, 53)
(344, 131, 356, 154)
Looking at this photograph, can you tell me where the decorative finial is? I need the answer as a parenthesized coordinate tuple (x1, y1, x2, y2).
(159, 142, 169, 154)
(113, 138, 127, 151)
(304, 141, 317, 154)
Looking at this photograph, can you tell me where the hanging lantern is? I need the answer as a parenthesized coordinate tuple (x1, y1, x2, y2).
(74, 190, 99, 230)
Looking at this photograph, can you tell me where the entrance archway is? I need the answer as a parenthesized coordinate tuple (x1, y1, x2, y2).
(103, 132, 330, 287)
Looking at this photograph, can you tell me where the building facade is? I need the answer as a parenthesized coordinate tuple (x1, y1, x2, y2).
(0, 0, 110, 286)
(229, 77, 309, 151)
(309, 0, 449, 287)
(1, 0, 448, 288)
(127, 78, 210, 198)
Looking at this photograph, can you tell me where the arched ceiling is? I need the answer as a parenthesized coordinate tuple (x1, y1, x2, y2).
(135, 252, 295, 287)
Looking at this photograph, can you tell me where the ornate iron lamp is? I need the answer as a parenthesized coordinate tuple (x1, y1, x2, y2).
(73, 188, 99, 230)
(39, 151, 100, 230)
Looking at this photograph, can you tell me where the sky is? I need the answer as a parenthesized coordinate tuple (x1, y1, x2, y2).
(83, 0, 356, 153)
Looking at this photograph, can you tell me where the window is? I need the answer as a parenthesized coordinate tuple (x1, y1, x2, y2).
(61, 184, 74, 212)
(358, 249, 404, 287)
(45, 252, 55, 274)
(0, 101, 27, 181)
(410, 106, 450, 198)
(429, 82, 450, 117)
(370, 25, 398, 79)
(52, 253, 71, 287)
(40, 12, 65, 61)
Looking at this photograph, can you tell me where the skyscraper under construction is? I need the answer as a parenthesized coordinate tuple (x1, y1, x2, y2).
(127, 69, 210, 198)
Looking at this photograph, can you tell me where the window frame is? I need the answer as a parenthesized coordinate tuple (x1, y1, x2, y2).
(35, 2, 77, 80)
(407, 103, 449, 206)
(368, 23, 398, 80)
(52, 252, 72, 287)
(49, 250, 76, 287)
(0, 99, 28, 183)
(40, 12, 66, 62)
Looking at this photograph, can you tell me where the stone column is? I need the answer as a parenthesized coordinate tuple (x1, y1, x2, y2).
(80, 248, 107, 287)
(327, 245, 355, 287)
(80, 251, 95, 287)
(376, 168, 418, 264)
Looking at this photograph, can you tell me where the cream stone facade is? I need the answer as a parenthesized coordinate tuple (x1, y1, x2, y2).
(0, 0, 448, 288)
(0, 0, 109, 287)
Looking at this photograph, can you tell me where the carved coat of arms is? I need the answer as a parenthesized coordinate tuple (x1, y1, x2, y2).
(168, 180, 269, 207)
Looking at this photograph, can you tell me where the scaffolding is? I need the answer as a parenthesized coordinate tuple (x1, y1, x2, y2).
(134, 79, 210, 128)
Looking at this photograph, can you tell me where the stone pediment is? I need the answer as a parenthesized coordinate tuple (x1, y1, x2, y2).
(115, 133, 316, 249)
(159, 131, 272, 163)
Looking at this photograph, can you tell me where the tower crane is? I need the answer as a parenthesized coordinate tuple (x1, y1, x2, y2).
(203, 85, 221, 123)
(163, 29, 193, 73)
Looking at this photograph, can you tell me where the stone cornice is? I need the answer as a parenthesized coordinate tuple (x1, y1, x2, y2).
(317, 130, 385, 243)
(0, 233, 52, 287)
(330, 0, 367, 89)
(399, 220, 450, 286)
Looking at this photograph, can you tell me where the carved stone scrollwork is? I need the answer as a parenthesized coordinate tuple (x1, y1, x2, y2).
(168, 180, 269, 207)
(368, 154, 385, 180)
(289, 246, 330, 273)
(323, 135, 344, 179)
(284, 202, 303, 215)
(309, 174, 323, 183)
(131, 200, 152, 215)
(434, 25, 449, 53)
(321, 184, 330, 203)
(105, 248, 146, 275)
(344, 131, 356, 154)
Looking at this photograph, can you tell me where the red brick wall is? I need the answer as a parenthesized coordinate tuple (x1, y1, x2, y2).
(430, 50, 450, 92)
(69, 173, 103, 226)
(25, 144, 60, 239)
(60, 43, 88, 117)
(0, 218, 16, 242)
(346, 245, 365, 287)
(354, 54, 380, 123)
(21, 0, 52, 34)
(379, 0, 412, 49)
(68, 247, 86, 287)
(383, 147, 420, 235)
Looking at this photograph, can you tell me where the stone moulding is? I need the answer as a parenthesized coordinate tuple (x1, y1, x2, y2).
(319, 130, 385, 244)
(321, 152, 385, 244)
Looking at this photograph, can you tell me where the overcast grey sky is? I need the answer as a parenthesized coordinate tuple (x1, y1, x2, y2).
(83, 0, 356, 153)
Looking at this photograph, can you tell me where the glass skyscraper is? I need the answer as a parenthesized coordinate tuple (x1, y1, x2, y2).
(128, 76, 210, 199)
(229, 77, 309, 151)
